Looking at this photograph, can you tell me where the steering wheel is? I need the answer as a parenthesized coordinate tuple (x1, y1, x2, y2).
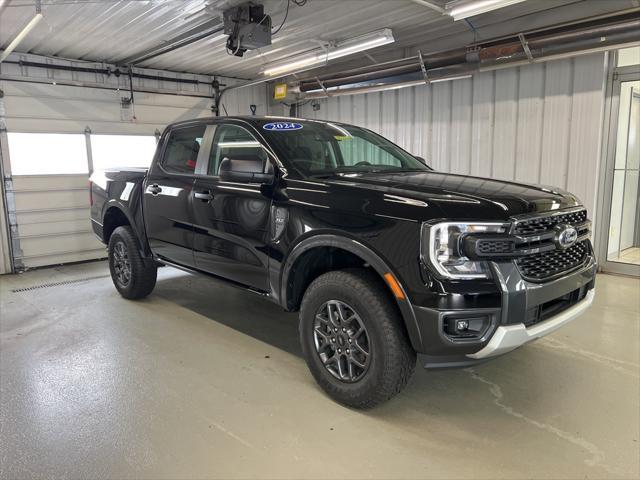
(353, 161, 372, 167)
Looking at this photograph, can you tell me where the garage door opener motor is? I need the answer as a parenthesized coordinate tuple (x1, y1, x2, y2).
(223, 2, 271, 57)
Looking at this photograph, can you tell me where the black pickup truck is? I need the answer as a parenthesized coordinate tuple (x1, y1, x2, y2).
(90, 116, 596, 408)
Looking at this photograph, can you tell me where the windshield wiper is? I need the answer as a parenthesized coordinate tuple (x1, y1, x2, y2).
(308, 167, 430, 179)
(309, 173, 336, 179)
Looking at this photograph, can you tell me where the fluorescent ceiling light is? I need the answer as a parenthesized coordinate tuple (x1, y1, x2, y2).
(430, 74, 473, 83)
(262, 28, 394, 77)
(446, 0, 527, 21)
(0, 11, 43, 63)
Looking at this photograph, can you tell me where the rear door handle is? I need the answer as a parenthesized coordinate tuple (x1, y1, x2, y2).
(148, 184, 162, 195)
(194, 190, 214, 201)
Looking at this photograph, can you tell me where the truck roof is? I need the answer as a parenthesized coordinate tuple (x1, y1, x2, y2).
(167, 116, 343, 129)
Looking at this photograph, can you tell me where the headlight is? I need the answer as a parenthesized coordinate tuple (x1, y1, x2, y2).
(422, 222, 508, 279)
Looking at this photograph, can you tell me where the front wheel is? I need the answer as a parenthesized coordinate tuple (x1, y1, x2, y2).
(299, 269, 416, 408)
(108, 226, 157, 299)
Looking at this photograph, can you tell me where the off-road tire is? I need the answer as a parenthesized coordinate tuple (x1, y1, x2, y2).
(108, 226, 157, 299)
(299, 269, 416, 408)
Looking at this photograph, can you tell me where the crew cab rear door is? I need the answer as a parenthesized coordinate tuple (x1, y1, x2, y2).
(143, 123, 211, 267)
(191, 122, 272, 292)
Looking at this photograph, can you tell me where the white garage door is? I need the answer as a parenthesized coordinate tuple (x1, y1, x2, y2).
(0, 68, 235, 271)
(10, 174, 105, 268)
(5, 131, 158, 270)
(0, 57, 273, 271)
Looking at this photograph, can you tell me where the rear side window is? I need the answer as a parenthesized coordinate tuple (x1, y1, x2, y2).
(208, 124, 268, 176)
(161, 125, 206, 174)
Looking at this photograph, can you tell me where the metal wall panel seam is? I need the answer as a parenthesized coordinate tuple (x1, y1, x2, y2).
(512, 68, 521, 182)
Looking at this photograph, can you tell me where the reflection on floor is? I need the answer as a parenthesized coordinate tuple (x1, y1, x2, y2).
(1, 261, 639, 479)
(609, 246, 640, 265)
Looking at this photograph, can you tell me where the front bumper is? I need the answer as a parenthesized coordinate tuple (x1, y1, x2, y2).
(410, 254, 596, 368)
(467, 288, 594, 359)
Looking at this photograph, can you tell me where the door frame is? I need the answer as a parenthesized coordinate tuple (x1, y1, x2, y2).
(595, 57, 640, 277)
(190, 120, 275, 292)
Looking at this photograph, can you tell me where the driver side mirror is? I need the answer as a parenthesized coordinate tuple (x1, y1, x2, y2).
(415, 156, 430, 167)
(219, 157, 274, 184)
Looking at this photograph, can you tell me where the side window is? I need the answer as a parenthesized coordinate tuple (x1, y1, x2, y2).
(161, 125, 206, 175)
(208, 124, 268, 176)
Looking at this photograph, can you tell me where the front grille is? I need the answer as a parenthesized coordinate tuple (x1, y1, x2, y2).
(463, 207, 592, 281)
(516, 240, 588, 281)
(514, 209, 587, 235)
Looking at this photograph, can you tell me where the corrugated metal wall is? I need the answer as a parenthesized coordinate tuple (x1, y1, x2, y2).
(298, 53, 607, 225)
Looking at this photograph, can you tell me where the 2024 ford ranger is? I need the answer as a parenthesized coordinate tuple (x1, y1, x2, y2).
(90, 116, 596, 408)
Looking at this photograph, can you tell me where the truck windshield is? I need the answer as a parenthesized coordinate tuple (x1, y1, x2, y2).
(260, 121, 429, 177)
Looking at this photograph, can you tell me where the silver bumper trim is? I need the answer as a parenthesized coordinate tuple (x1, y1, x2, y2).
(467, 289, 595, 360)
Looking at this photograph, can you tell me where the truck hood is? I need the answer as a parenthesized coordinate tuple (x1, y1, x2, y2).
(318, 170, 581, 220)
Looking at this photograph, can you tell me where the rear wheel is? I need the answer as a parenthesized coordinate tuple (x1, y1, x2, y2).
(299, 269, 416, 408)
(108, 226, 157, 299)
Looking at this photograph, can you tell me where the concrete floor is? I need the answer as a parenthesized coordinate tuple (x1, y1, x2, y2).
(609, 246, 640, 266)
(0, 262, 638, 480)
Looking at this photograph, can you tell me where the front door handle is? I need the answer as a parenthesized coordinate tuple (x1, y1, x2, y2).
(148, 184, 162, 195)
(194, 190, 214, 201)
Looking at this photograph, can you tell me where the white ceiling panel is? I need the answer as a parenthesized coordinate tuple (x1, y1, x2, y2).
(0, 0, 636, 79)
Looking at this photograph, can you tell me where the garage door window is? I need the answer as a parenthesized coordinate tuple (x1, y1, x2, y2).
(7, 132, 88, 175)
(91, 135, 157, 170)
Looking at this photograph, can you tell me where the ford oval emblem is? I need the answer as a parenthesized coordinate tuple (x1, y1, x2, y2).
(554, 224, 578, 249)
(263, 122, 303, 131)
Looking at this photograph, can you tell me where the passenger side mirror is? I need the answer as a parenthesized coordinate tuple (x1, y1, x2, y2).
(415, 156, 430, 167)
(219, 157, 274, 184)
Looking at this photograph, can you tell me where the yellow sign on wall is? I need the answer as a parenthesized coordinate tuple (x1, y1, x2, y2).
(274, 83, 287, 100)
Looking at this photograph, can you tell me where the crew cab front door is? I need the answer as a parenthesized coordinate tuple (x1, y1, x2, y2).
(191, 123, 272, 292)
(143, 124, 209, 267)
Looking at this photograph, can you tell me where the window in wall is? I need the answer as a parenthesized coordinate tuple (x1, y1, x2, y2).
(618, 47, 640, 67)
(161, 125, 206, 175)
(91, 135, 157, 170)
(7, 132, 88, 175)
(607, 80, 640, 265)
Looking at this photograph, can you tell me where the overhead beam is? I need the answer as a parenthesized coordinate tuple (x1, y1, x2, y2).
(0, 0, 43, 64)
(411, 0, 446, 14)
(118, 18, 224, 65)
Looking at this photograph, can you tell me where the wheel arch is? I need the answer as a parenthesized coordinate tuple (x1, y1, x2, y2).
(102, 203, 132, 243)
(280, 234, 423, 350)
(102, 201, 151, 260)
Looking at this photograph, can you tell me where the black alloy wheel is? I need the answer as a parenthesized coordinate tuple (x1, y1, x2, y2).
(112, 241, 131, 287)
(299, 269, 416, 408)
(108, 225, 157, 299)
(313, 300, 371, 382)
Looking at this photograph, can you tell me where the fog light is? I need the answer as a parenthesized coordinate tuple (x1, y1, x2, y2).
(456, 319, 469, 332)
(443, 315, 493, 342)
